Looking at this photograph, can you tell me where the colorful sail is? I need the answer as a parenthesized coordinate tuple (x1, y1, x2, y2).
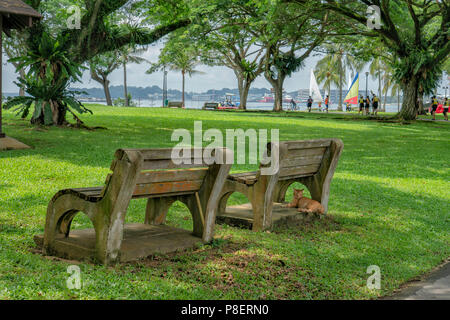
(344, 72, 359, 104)
(309, 70, 323, 103)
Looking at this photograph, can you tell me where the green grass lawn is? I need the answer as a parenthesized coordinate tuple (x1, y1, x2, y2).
(0, 105, 448, 300)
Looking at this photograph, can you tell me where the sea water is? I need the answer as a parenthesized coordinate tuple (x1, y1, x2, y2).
(90, 99, 403, 113)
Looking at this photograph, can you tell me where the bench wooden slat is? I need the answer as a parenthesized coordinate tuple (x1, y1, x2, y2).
(285, 140, 332, 150)
(67, 187, 104, 201)
(280, 155, 324, 168)
(137, 168, 208, 184)
(120, 148, 219, 170)
(133, 180, 204, 197)
(142, 159, 210, 170)
(285, 147, 327, 159)
(230, 171, 259, 178)
(279, 164, 321, 178)
(122, 148, 211, 161)
(228, 171, 259, 185)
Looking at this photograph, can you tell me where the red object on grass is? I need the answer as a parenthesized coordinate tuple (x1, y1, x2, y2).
(428, 104, 444, 114)
(218, 106, 238, 110)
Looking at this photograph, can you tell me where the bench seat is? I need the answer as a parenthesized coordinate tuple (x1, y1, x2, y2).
(37, 147, 232, 265)
(217, 139, 344, 231)
(228, 172, 259, 185)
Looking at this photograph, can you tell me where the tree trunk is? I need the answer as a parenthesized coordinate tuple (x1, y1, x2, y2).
(123, 63, 129, 107)
(272, 82, 283, 112)
(182, 70, 185, 108)
(240, 82, 251, 110)
(264, 72, 285, 112)
(235, 70, 253, 110)
(379, 73, 384, 112)
(399, 77, 419, 120)
(236, 75, 245, 110)
(31, 100, 66, 126)
(103, 79, 113, 106)
(417, 86, 425, 115)
(19, 69, 26, 97)
(338, 61, 343, 111)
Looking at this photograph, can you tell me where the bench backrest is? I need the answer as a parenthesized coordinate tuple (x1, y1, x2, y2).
(203, 103, 219, 110)
(106, 148, 228, 199)
(261, 139, 340, 179)
(167, 101, 184, 108)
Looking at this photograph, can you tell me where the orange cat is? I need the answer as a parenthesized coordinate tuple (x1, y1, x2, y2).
(284, 189, 325, 215)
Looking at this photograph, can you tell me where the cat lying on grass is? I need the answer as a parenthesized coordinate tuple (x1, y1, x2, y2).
(284, 189, 325, 215)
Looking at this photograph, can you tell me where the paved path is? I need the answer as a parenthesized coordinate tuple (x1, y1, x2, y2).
(386, 261, 450, 300)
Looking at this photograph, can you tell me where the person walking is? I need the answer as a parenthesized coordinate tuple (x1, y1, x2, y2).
(358, 95, 365, 115)
(346, 102, 352, 112)
(365, 96, 370, 115)
(325, 95, 329, 113)
(307, 96, 313, 112)
(318, 100, 322, 112)
(372, 94, 379, 116)
(443, 97, 449, 121)
(290, 98, 297, 111)
(431, 95, 439, 121)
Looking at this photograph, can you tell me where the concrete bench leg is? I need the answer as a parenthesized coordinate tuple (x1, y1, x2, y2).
(43, 193, 95, 256)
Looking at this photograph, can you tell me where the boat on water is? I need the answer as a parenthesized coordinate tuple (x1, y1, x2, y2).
(258, 93, 274, 103)
(218, 93, 239, 110)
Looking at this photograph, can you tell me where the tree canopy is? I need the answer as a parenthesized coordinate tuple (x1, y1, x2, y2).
(287, 0, 450, 119)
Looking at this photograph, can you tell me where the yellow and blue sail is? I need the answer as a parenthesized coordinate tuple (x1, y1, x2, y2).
(344, 73, 360, 105)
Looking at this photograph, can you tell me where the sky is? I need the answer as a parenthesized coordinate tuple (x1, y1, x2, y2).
(1, 43, 394, 95)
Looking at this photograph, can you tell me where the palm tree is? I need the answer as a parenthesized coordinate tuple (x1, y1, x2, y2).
(148, 42, 203, 108)
(381, 62, 402, 112)
(369, 53, 385, 110)
(5, 31, 91, 126)
(315, 57, 339, 101)
(315, 44, 364, 110)
(177, 61, 203, 108)
(118, 46, 148, 107)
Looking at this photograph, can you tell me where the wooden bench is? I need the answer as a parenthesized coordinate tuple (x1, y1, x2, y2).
(167, 101, 184, 108)
(35, 147, 232, 265)
(217, 139, 343, 231)
(203, 102, 219, 110)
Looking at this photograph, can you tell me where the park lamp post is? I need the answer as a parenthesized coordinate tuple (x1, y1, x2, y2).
(162, 66, 168, 107)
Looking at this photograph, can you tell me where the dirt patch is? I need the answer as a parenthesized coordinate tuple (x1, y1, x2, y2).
(128, 238, 247, 268)
(272, 214, 342, 235)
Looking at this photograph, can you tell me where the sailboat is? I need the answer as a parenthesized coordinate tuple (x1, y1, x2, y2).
(344, 72, 360, 105)
(310, 70, 323, 103)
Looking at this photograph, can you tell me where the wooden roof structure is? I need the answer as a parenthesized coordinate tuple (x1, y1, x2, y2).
(0, 0, 41, 144)
(0, 0, 41, 35)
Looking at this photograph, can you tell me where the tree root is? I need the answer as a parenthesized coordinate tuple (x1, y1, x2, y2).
(60, 114, 107, 130)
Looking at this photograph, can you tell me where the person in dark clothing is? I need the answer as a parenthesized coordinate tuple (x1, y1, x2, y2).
(307, 96, 313, 112)
(431, 96, 439, 121)
(364, 96, 370, 115)
(324, 95, 329, 113)
(290, 99, 297, 111)
(359, 95, 364, 115)
(372, 94, 379, 116)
